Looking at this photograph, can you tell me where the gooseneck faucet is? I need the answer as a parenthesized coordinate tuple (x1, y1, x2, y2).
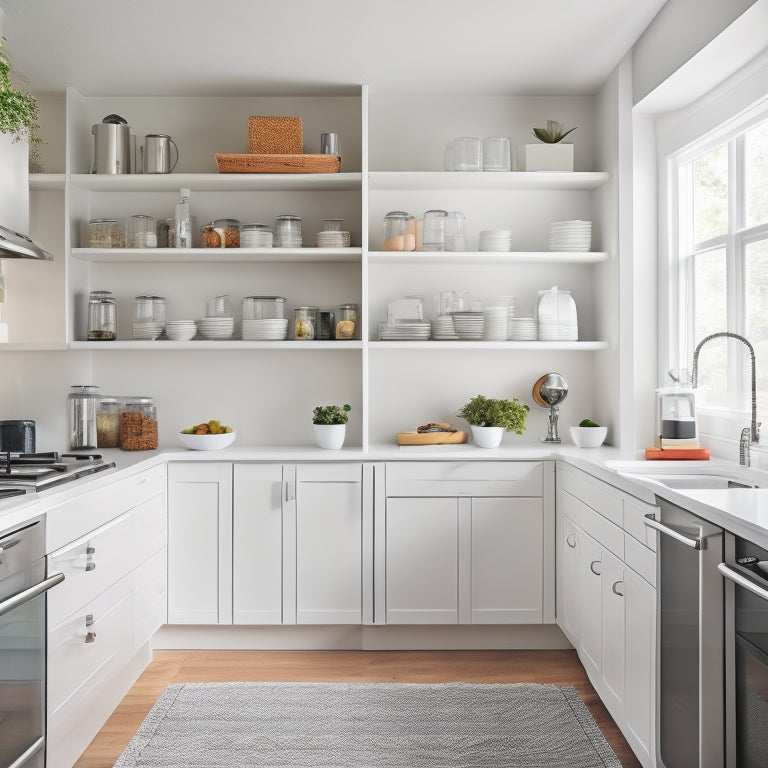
(691, 332, 760, 465)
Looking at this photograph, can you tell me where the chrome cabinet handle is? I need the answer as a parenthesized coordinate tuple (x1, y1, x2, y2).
(85, 631, 96, 644)
(612, 581, 624, 597)
(590, 560, 602, 576)
(718, 563, 768, 602)
(85, 562, 96, 572)
(86, 545, 95, 555)
(643, 513, 705, 550)
(566, 534, 577, 548)
(85, 613, 94, 627)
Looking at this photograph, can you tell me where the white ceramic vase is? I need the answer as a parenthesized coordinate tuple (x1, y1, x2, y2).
(471, 425, 504, 449)
(313, 423, 346, 450)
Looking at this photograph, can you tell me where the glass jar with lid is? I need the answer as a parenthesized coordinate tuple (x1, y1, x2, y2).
(87, 290, 117, 341)
(68, 385, 100, 450)
(88, 218, 125, 248)
(202, 219, 241, 248)
(293, 307, 318, 340)
(127, 214, 158, 248)
(382, 211, 416, 251)
(119, 397, 158, 450)
(335, 304, 358, 340)
(274, 214, 302, 248)
(96, 396, 120, 448)
(240, 223, 273, 248)
(242, 296, 286, 320)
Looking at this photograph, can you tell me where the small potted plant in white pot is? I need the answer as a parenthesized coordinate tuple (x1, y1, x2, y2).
(456, 394, 529, 449)
(570, 418, 608, 448)
(312, 403, 351, 450)
(514, 120, 576, 172)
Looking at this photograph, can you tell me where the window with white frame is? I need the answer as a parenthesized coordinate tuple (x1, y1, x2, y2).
(672, 115, 768, 439)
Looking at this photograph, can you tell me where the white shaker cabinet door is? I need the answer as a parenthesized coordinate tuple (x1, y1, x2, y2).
(293, 463, 363, 624)
(167, 463, 233, 625)
(600, 547, 625, 723)
(470, 497, 544, 624)
(578, 530, 603, 681)
(232, 464, 284, 624)
(385, 497, 460, 624)
(558, 514, 581, 645)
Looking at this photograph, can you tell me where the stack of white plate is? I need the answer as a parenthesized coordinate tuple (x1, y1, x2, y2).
(316, 230, 351, 248)
(378, 321, 431, 341)
(508, 317, 538, 340)
(451, 311, 485, 340)
(538, 322, 578, 341)
(431, 315, 459, 340)
(549, 220, 592, 251)
(165, 320, 197, 342)
(198, 316, 235, 340)
(240, 227, 273, 248)
(242, 319, 288, 341)
(479, 230, 513, 252)
(482, 307, 509, 341)
(132, 321, 164, 340)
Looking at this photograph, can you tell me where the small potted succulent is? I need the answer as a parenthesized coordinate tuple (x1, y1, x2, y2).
(515, 120, 576, 172)
(312, 403, 351, 450)
(456, 394, 529, 449)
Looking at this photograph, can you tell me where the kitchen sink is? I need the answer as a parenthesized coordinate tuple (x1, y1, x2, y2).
(638, 474, 756, 490)
(605, 460, 766, 491)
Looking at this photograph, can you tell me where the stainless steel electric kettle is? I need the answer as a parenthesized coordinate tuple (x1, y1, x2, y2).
(91, 114, 132, 174)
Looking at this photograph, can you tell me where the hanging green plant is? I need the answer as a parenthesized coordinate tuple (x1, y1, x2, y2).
(0, 39, 43, 172)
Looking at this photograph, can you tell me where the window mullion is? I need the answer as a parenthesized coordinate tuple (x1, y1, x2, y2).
(729, 136, 745, 392)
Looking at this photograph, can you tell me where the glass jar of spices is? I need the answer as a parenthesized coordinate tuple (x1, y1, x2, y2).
(88, 218, 125, 248)
(335, 304, 358, 339)
(87, 290, 117, 341)
(293, 307, 318, 340)
(96, 396, 120, 448)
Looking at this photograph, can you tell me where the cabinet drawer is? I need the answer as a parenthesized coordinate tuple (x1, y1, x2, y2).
(47, 574, 133, 732)
(386, 461, 543, 497)
(624, 534, 656, 588)
(48, 511, 136, 627)
(561, 490, 623, 559)
(46, 464, 166, 553)
(623, 497, 658, 552)
(558, 464, 622, 526)
(134, 547, 167, 648)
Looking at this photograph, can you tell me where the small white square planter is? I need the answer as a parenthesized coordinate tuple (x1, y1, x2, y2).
(514, 143, 574, 172)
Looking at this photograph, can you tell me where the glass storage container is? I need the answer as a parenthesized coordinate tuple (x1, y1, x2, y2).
(274, 214, 302, 248)
(96, 396, 120, 448)
(293, 307, 318, 340)
(87, 290, 117, 341)
(201, 219, 241, 248)
(382, 211, 416, 251)
(421, 209, 448, 251)
(68, 385, 99, 450)
(126, 214, 157, 248)
(119, 397, 158, 451)
(240, 223, 273, 248)
(317, 310, 336, 340)
(335, 303, 358, 340)
(88, 218, 125, 248)
(242, 296, 286, 320)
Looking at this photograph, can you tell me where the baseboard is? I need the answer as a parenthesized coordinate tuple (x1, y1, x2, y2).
(151, 624, 571, 651)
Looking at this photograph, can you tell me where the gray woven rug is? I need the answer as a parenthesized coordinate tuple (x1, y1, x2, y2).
(113, 681, 622, 767)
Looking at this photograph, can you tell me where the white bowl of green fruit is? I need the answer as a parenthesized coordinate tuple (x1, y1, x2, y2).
(570, 419, 607, 448)
(178, 420, 236, 450)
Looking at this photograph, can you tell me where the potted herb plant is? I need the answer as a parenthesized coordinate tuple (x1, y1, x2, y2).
(312, 403, 351, 450)
(514, 120, 576, 172)
(455, 394, 529, 449)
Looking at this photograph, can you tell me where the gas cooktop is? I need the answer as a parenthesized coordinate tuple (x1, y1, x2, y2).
(0, 451, 116, 493)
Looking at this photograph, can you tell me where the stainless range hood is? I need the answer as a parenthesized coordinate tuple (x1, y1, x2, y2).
(0, 224, 53, 260)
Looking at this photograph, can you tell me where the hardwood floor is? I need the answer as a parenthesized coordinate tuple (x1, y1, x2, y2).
(74, 649, 642, 768)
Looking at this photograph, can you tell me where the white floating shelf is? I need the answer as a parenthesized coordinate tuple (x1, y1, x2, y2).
(69, 340, 365, 351)
(71, 247, 362, 264)
(367, 171, 610, 192)
(69, 172, 362, 193)
(367, 251, 609, 265)
(29, 173, 66, 191)
(368, 341, 609, 351)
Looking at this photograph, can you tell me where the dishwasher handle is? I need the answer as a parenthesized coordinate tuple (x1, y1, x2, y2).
(0, 571, 65, 618)
(643, 512, 706, 550)
(718, 562, 768, 602)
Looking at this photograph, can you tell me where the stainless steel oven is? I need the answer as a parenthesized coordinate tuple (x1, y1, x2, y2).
(719, 534, 768, 768)
(0, 516, 64, 768)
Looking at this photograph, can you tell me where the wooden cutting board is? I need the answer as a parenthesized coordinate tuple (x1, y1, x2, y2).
(397, 431, 467, 445)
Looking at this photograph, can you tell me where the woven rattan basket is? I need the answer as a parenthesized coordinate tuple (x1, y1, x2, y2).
(248, 116, 303, 154)
(215, 153, 340, 174)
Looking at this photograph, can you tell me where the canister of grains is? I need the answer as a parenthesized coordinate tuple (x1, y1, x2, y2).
(119, 397, 159, 450)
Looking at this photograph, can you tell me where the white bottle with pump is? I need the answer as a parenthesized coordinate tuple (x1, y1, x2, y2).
(174, 188, 191, 248)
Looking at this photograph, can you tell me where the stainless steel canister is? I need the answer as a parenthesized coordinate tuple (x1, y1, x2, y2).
(91, 115, 132, 174)
(68, 385, 100, 449)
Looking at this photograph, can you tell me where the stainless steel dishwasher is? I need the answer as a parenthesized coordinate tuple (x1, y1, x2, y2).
(644, 498, 724, 768)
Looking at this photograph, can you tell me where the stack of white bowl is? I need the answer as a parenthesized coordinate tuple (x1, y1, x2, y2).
(242, 319, 289, 341)
(451, 311, 485, 340)
(479, 230, 513, 252)
(431, 315, 458, 340)
(198, 316, 235, 340)
(508, 317, 538, 340)
(240, 226, 273, 248)
(316, 230, 351, 248)
(548, 220, 592, 251)
(165, 320, 197, 341)
(132, 321, 164, 340)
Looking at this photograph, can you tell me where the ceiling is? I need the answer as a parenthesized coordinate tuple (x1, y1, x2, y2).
(1, 0, 667, 97)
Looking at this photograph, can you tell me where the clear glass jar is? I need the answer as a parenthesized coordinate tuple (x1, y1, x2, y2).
(274, 214, 302, 248)
(96, 396, 120, 448)
(119, 397, 158, 451)
(240, 223, 273, 248)
(242, 296, 286, 320)
(127, 214, 158, 248)
(87, 290, 117, 341)
(68, 385, 99, 450)
(201, 219, 241, 248)
(421, 209, 448, 251)
(133, 295, 166, 324)
(293, 306, 318, 340)
(317, 310, 336, 340)
(382, 211, 416, 251)
(321, 218, 344, 231)
(335, 303, 358, 340)
(88, 218, 125, 248)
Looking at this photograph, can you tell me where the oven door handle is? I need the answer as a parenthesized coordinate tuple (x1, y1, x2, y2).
(0, 571, 65, 618)
(718, 562, 768, 602)
(643, 513, 706, 549)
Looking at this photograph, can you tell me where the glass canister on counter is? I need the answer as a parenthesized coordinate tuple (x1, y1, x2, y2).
(87, 290, 117, 341)
(382, 211, 416, 251)
(293, 306, 318, 340)
(335, 303, 358, 340)
(119, 397, 158, 450)
(68, 385, 100, 450)
(96, 396, 120, 448)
